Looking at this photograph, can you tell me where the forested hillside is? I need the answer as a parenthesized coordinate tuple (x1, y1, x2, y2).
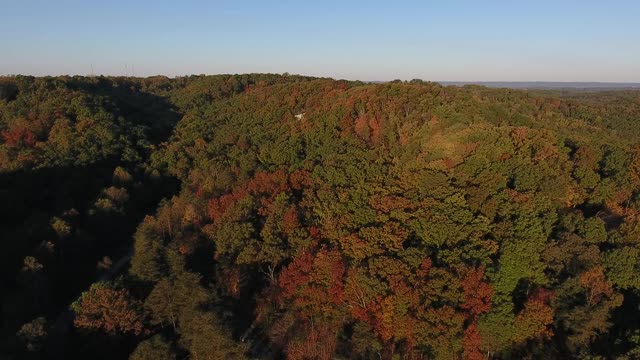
(2, 74, 640, 359)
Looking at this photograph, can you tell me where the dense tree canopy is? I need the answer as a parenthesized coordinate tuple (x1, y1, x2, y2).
(2, 74, 640, 359)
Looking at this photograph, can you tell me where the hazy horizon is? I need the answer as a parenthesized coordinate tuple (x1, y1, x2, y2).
(2, 1, 640, 82)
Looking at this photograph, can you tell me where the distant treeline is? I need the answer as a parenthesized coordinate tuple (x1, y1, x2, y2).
(440, 81, 640, 90)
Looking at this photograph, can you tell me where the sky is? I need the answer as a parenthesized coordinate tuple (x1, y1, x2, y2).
(1, 0, 639, 82)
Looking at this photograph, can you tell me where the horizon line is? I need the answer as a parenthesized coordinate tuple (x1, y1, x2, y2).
(2, 72, 640, 85)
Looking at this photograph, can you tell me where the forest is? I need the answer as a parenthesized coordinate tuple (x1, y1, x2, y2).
(2, 74, 640, 359)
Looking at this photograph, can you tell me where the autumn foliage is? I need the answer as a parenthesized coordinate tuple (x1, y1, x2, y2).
(72, 283, 144, 335)
(5, 74, 640, 359)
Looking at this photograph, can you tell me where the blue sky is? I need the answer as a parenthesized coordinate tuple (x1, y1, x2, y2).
(1, 0, 639, 81)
